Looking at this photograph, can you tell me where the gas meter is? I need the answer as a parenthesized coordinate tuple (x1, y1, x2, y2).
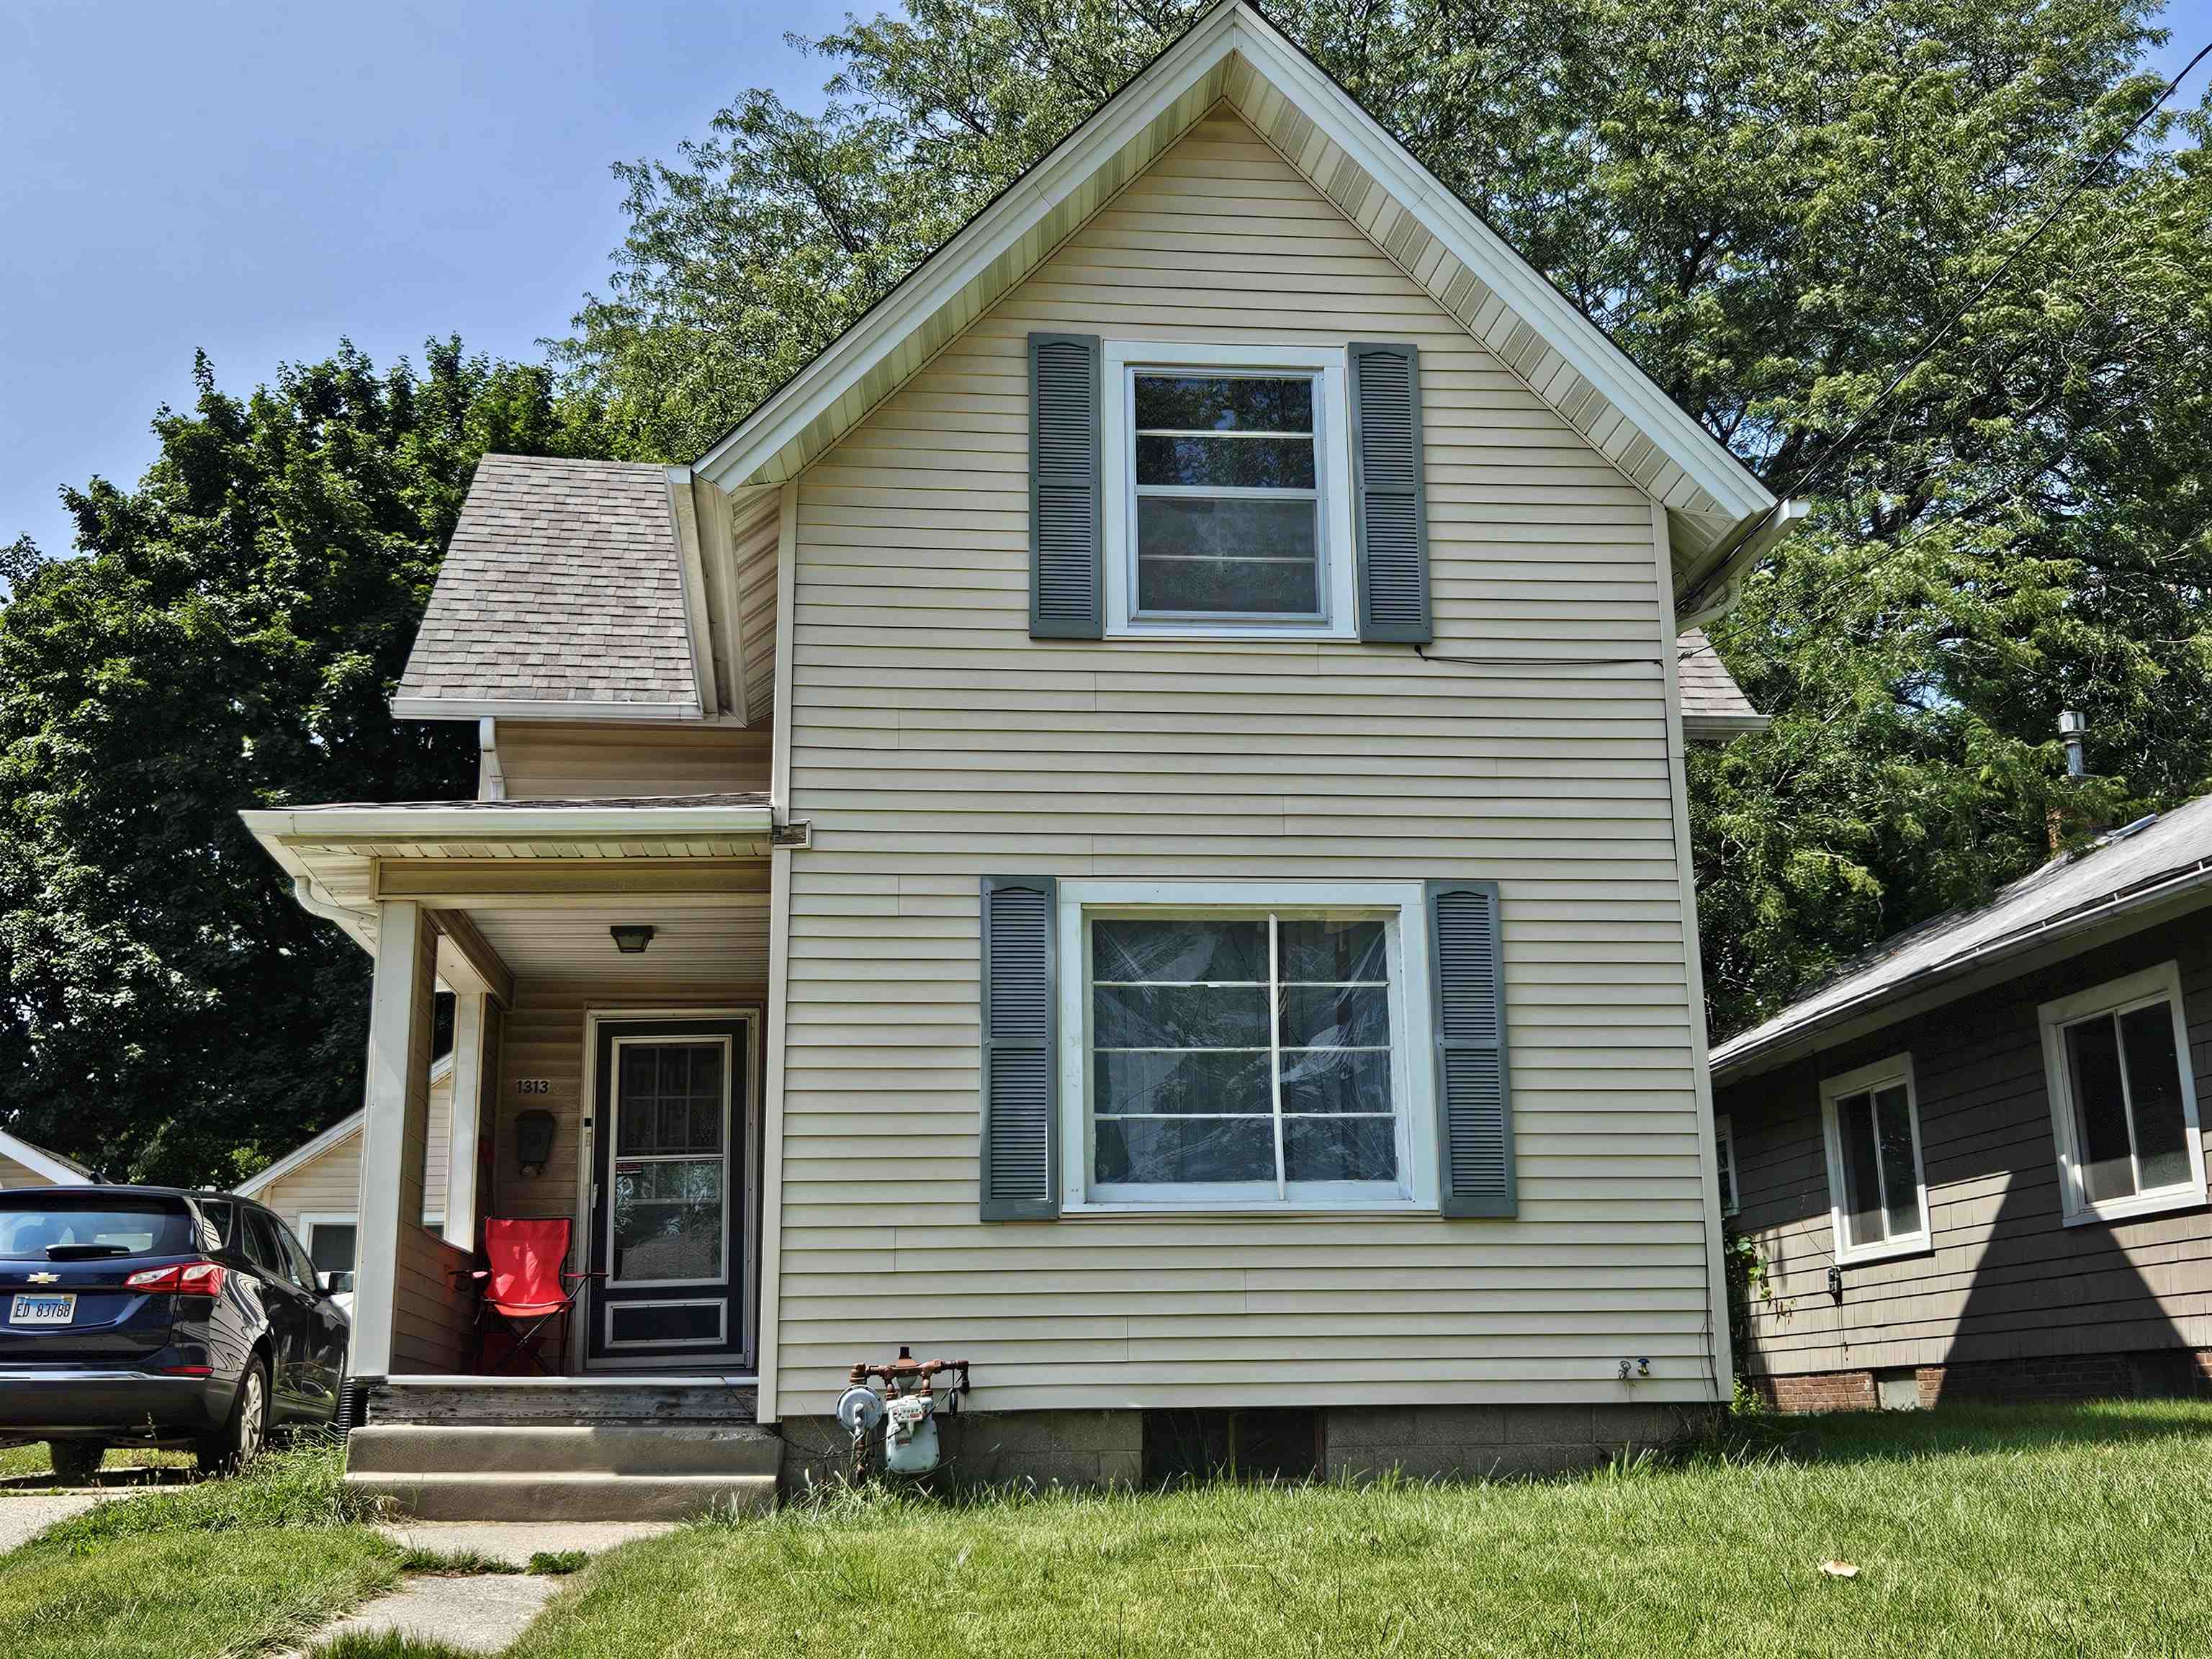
(835, 1346, 972, 1478)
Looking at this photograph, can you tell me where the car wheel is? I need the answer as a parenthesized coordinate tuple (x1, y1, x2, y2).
(197, 1356, 270, 1477)
(47, 1441, 104, 1485)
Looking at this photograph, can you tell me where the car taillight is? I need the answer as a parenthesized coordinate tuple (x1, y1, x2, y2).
(122, 1262, 227, 1298)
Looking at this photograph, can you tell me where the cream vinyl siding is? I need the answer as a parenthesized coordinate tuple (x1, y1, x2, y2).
(489, 979, 769, 1227)
(0, 1154, 58, 1189)
(494, 722, 772, 801)
(257, 1067, 453, 1237)
(773, 109, 1709, 1416)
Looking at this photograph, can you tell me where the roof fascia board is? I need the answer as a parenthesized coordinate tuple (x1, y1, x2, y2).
(390, 698, 705, 724)
(664, 466, 720, 720)
(234, 1110, 366, 1197)
(1225, 12, 1772, 526)
(1677, 498, 1810, 629)
(693, 0, 1241, 488)
(1712, 860, 2212, 1084)
(242, 803, 775, 840)
(0, 1129, 92, 1186)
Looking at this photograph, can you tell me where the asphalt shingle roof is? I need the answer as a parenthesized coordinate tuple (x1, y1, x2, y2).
(1676, 629, 1764, 724)
(397, 455, 701, 711)
(1712, 793, 2212, 1075)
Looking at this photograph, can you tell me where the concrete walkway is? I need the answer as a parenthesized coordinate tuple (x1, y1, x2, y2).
(0, 1493, 103, 1555)
(277, 1519, 671, 1655)
(305, 1571, 562, 1655)
(376, 1519, 674, 1566)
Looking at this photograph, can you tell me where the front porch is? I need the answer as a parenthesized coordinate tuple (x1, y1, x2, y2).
(242, 796, 777, 1390)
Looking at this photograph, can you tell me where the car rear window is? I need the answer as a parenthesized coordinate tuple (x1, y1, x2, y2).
(0, 1196, 196, 1260)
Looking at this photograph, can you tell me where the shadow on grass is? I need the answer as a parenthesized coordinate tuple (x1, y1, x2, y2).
(1702, 1397, 2212, 1469)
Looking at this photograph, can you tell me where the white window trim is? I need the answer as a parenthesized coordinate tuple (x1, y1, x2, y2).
(1714, 1113, 1740, 1218)
(1100, 341, 1357, 641)
(1056, 878, 1436, 1215)
(2037, 960, 2208, 1228)
(1818, 1053, 1933, 1265)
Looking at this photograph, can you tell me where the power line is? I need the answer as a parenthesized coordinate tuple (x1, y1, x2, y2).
(1784, 37, 2212, 502)
(1677, 38, 2211, 621)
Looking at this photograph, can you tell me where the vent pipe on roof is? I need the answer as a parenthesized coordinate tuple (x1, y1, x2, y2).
(2059, 709, 2087, 779)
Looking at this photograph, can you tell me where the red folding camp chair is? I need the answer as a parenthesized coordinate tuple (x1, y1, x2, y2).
(472, 1218, 599, 1374)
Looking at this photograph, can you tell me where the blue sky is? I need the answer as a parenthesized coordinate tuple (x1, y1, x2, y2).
(1, 0, 2206, 562)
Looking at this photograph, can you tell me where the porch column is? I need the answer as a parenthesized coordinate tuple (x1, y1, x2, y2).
(441, 989, 500, 1249)
(352, 900, 439, 1377)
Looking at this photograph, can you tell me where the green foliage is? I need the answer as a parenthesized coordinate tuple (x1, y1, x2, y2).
(529, 1550, 590, 1575)
(37, 1438, 375, 1545)
(558, 0, 2212, 1035)
(0, 340, 605, 1184)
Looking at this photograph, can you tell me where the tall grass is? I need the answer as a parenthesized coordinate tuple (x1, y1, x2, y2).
(510, 1401, 2212, 1659)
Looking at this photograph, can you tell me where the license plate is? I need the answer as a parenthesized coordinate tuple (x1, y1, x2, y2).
(9, 1292, 75, 1326)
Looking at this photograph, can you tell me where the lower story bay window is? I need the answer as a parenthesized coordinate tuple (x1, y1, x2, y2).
(1056, 881, 1437, 1212)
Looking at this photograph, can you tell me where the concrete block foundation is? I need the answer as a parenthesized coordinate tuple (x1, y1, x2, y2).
(776, 1401, 1712, 1492)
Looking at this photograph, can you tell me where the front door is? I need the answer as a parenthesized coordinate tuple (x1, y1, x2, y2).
(587, 1020, 750, 1367)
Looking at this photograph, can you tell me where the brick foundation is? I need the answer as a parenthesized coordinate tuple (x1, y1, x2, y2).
(1753, 1348, 2212, 1413)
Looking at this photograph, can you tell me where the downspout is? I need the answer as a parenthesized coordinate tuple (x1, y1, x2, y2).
(293, 876, 377, 946)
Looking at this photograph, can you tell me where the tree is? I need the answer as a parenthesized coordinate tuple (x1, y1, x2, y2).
(559, 0, 2211, 1035)
(0, 341, 604, 1183)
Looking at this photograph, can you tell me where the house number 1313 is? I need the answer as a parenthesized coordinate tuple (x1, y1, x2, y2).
(515, 1079, 551, 1094)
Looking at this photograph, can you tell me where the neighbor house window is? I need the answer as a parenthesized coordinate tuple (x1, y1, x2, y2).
(1714, 1114, 1740, 1217)
(1819, 1055, 1930, 1264)
(1102, 343, 1356, 639)
(300, 1215, 358, 1282)
(1057, 881, 1435, 1210)
(2038, 961, 2206, 1225)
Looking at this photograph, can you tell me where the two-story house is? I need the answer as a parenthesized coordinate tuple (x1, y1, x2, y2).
(243, 0, 1796, 1518)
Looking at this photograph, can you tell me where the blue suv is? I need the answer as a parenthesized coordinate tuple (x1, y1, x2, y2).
(0, 1188, 350, 1480)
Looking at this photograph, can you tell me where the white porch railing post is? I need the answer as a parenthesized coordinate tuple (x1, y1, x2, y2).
(444, 989, 492, 1249)
(353, 901, 431, 1376)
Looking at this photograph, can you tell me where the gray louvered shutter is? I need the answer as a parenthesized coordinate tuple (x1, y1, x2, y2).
(1029, 333, 1103, 639)
(1429, 880, 1514, 1216)
(981, 876, 1059, 1219)
(1349, 342, 1431, 642)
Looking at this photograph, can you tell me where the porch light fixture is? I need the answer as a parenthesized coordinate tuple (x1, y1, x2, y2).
(609, 924, 656, 955)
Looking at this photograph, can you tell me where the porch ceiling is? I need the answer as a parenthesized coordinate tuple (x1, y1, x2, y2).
(240, 795, 776, 967)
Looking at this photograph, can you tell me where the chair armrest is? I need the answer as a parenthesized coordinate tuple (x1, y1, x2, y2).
(562, 1270, 608, 1282)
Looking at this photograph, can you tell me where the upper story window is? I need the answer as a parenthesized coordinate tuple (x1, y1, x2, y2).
(2038, 961, 2206, 1226)
(1819, 1053, 1930, 1264)
(1102, 343, 1357, 639)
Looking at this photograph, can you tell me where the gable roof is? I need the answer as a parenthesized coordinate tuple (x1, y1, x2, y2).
(0, 1128, 94, 1185)
(1712, 795, 2212, 1081)
(693, 0, 1783, 601)
(394, 455, 706, 721)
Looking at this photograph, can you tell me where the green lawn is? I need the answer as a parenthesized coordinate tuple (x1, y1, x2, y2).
(0, 1441, 192, 1483)
(0, 1441, 403, 1659)
(509, 1401, 2212, 1659)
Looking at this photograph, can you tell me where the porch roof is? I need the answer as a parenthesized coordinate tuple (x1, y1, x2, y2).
(240, 793, 777, 959)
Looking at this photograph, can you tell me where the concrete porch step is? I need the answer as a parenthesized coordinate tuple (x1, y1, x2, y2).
(348, 1424, 780, 1478)
(345, 1470, 777, 1522)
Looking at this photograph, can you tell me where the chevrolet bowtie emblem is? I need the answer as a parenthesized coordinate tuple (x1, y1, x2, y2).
(27, 1272, 59, 1285)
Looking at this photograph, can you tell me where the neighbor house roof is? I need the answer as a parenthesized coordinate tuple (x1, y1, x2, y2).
(691, 0, 1789, 610)
(1676, 631, 1769, 739)
(1711, 794, 2212, 1080)
(393, 455, 706, 721)
(0, 1128, 94, 1185)
(233, 1056, 451, 1201)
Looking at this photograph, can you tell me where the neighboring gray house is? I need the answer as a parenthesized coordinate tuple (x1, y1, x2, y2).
(1712, 796, 2212, 1410)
